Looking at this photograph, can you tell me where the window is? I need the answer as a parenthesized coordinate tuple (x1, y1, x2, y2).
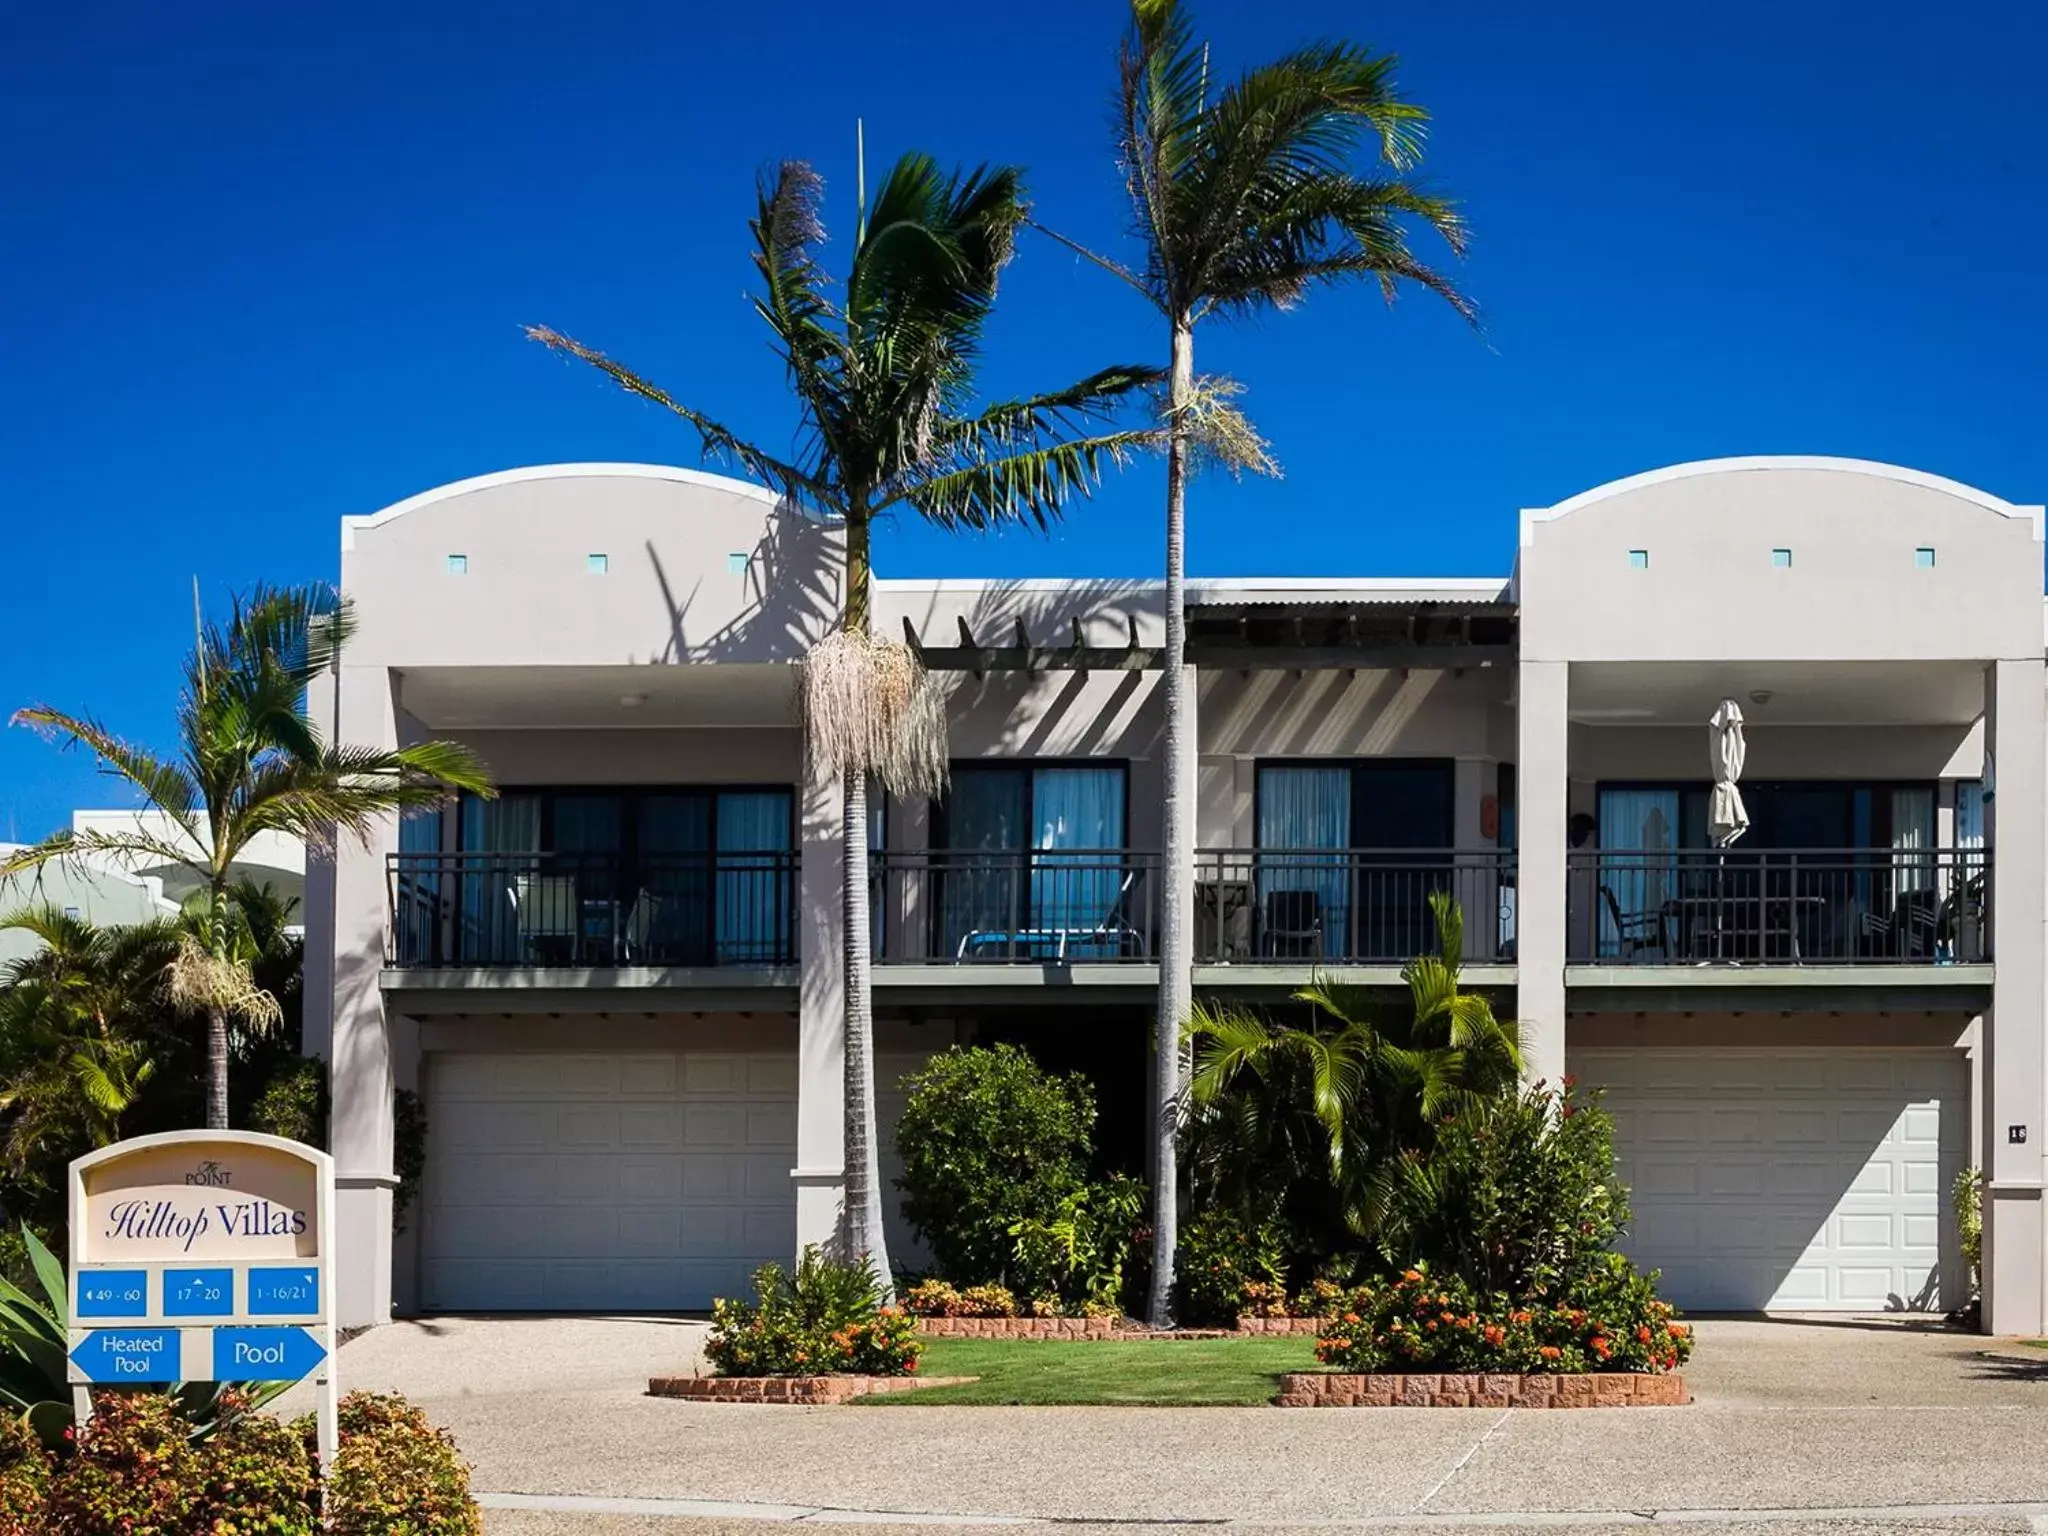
(587, 553, 609, 575)
(727, 552, 750, 575)
(1772, 548, 1792, 568)
(1628, 549, 1650, 569)
(1254, 761, 1454, 959)
(445, 554, 468, 575)
(453, 786, 793, 965)
(1916, 547, 1937, 568)
(935, 764, 1128, 958)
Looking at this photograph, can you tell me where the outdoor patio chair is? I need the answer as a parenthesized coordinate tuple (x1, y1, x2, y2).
(1861, 887, 1939, 959)
(509, 872, 578, 963)
(1261, 888, 1324, 959)
(620, 888, 662, 963)
(954, 867, 1146, 962)
(1599, 884, 1672, 962)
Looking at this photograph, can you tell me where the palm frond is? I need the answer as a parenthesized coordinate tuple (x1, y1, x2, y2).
(8, 707, 202, 828)
(902, 428, 1159, 532)
(1119, 0, 1211, 308)
(934, 364, 1164, 451)
(0, 827, 208, 888)
(525, 327, 831, 511)
(749, 160, 847, 399)
(236, 740, 494, 850)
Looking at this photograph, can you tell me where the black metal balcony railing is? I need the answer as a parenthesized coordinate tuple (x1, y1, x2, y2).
(387, 850, 799, 969)
(1195, 849, 1517, 965)
(1566, 847, 1989, 966)
(870, 850, 1160, 963)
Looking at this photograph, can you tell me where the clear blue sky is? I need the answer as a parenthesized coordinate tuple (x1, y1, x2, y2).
(3, 0, 2043, 839)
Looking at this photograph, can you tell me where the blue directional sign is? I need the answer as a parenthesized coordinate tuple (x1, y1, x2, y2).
(74, 1270, 148, 1319)
(213, 1326, 326, 1382)
(247, 1267, 320, 1317)
(71, 1328, 181, 1383)
(163, 1268, 235, 1318)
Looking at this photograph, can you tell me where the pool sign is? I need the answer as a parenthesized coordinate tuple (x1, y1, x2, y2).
(67, 1131, 338, 1469)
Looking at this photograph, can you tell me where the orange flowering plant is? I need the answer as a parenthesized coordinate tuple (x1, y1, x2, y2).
(706, 1247, 924, 1378)
(1313, 1259, 1692, 1375)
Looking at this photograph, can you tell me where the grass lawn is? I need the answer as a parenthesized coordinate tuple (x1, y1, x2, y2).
(859, 1335, 1321, 1406)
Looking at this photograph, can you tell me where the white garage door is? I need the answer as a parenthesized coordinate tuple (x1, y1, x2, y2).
(1571, 1047, 1966, 1313)
(421, 1050, 797, 1312)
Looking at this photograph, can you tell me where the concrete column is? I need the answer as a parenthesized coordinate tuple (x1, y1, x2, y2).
(324, 664, 400, 1329)
(1453, 756, 1490, 962)
(1982, 657, 2046, 1334)
(1516, 661, 1569, 1088)
(793, 761, 847, 1254)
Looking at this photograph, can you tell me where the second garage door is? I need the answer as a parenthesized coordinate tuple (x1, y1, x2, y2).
(420, 1049, 797, 1312)
(1571, 1046, 1966, 1313)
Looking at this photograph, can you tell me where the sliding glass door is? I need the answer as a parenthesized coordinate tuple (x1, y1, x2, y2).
(937, 765, 1127, 958)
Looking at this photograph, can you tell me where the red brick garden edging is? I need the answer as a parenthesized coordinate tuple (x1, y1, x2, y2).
(648, 1373, 976, 1403)
(1235, 1315, 1323, 1335)
(914, 1315, 1120, 1339)
(1276, 1370, 1689, 1408)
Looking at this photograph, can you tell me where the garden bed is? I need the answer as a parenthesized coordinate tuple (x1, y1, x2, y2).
(1276, 1370, 1689, 1408)
(649, 1373, 978, 1404)
(857, 1335, 1318, 1405)
(913, 1316, 1235, 1341)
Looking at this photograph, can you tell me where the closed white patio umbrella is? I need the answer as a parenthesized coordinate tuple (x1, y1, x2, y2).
(1709, 699, 1750, 847)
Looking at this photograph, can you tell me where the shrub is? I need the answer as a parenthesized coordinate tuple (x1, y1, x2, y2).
(1377, 1078, 1626, 1296)
(46, 1389, 202, 1535)
(315, 1392, 483, 1536)
(1956, 1166, 1982, 1298)
(194, 1396, 317, 1536)
(1008, 1173, 1148, 1315)
(250, 1057, 327, 1149)
(393, 1087, 428, 1234)
(895, 1045, 1096, 1287)
(1175, 1208, 1288, 1325)
(0, 1418, 49, 1536)
(706, 1247, 922, 1377)
(1314, 1258, 1692, 1375)
(903, 1280, 1018, 1318)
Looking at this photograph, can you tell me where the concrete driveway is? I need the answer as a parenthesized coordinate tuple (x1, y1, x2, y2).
(312, 1315, 2048, 1536)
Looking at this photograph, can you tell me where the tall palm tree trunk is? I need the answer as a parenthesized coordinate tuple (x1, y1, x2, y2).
(1147, 316, 1196, 1327)
(839, 517, 894, 1291)
(205, 1005, 230, 1130)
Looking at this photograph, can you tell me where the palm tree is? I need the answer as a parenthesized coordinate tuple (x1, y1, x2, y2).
(1049, 0, 1477, 1323)
(5, 585, 492, 1130)
(1184, 894, 1520, 1252)
(528, 152, 1157, 1283)
(0, 908, 180, 1173)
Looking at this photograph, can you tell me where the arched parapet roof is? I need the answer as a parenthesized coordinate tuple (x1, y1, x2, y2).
(1519, 456, 2043, 548)
(341, 463, 789, 551)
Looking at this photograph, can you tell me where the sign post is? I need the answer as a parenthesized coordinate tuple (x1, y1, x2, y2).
(66, 1131, 338, 1470)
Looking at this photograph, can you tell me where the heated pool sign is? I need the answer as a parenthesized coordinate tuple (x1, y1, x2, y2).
(66, 1131, 338, 1465)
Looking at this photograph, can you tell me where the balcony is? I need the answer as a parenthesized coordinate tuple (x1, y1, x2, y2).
(1566, 847, 1988, 966)
(1195, 849, 1516, 965)
(869, 848, 1515, 969)
(386, 850, 798, 969)
(872, 850, 1160, 964)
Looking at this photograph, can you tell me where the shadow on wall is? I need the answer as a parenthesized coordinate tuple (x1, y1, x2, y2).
(643, 507, 845, 667)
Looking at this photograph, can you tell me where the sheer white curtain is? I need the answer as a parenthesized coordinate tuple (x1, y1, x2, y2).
(1596, 789, 1679, 958)
(1256, 766, 1350, 954)
(1032, 767, 1126, 948)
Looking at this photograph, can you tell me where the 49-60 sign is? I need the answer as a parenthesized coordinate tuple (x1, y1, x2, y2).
(65, 1131, 339, 1469)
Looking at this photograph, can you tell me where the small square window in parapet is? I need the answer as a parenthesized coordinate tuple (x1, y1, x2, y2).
(588, 553, 609, 574)
(446, 554, 468, 575)
(1916, 547, 1936, 568)
(728, 552, 750, 575)
(1772, 548, 1792, 568)
(1628, 549, 1649, 570)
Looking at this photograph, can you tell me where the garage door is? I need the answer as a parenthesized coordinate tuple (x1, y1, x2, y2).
(421, 1050, 797, 1312)
(1571, 1047, 1966, 1313)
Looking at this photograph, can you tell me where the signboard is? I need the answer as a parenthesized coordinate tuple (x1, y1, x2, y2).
(66, 1131, 337, 1466)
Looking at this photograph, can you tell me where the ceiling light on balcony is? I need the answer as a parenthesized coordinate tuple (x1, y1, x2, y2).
(619, 692, 648, 708)
(1749, 689, 1774, 707)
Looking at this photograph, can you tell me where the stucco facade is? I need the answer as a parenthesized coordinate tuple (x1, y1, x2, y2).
(307, 457, 2047, 1331)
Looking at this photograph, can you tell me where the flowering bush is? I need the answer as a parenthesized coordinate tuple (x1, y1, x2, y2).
(0, 1418, 49, 1536)
(45, 1389, 203, 1535)
(903, 1279, 1019, 1317)
(706, 1247, 924, 1377)
(1314, 1259, 1692, 1375)
(195, 1395, 318, 1536)
(1175, 1208, 1289, 1324)
(314, 1392, 483, 1536)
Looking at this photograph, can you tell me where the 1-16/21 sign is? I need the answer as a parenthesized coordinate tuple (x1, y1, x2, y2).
(65, 1131, 339, 1466)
